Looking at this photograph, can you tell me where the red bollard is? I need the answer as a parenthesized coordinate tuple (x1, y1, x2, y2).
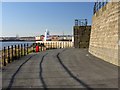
(36, 46, 39, 52)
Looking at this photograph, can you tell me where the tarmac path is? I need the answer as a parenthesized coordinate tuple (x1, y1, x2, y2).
(2, 48, 119, 89)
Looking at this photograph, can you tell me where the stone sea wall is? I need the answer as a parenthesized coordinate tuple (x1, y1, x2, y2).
(89, 1, 120, 66)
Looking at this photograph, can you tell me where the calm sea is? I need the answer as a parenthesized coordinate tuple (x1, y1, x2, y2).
(0, 41, 35, 50)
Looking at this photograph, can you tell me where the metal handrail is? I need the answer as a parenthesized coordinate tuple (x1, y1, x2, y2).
(93, 0, 108, 14)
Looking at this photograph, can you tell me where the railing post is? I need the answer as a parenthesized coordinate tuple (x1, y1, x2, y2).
(59, 42, 61, 48)
(68, 42, 69, 48)
(60, 42, 62, 49)
(94, 2, 96, 14)
(52, 42, 54, 49)
(53, 42, 54, 49)
(50, 42, 52, 49)
(47, 42, 48, 50)
(52, 42, 53, 49)
(48, 42, 50, 50)
(106, 0, 108, 4)
(68, 42, 70, 48)
(56, 42, 57, 49)
(64, 42, 65, 48)
(99, 2, 101, 9)
(35, 43, 36, 52)
(102, 2, 104, 6)
(15, 45, 17, 59)
(49, 42, 51, 49)
(64, 41, 67, 48)
(65, 42, 66, 48)
(65, 42, 67, 48)
(56, 42, 57, 48)
(18, 45, 20, 58)
(46, 43, 47, 50)
(27, 43, 29, 54)
(65, 41, 68, 48)
(67, 42, 68, 48)
(50, 42, 51, 49)
(33, 43, 34, 52)
(24, 44, 26, 56)
(20, 44, 21, 57)
(31, 45, 32, 53)
(11, 45, 13, 62)
(21, 44, 23, 56)
(69, 42, 70, 48)
(8, 46, 10, 63)
(42, 44, 43, 51)
(41, 43, 43, 51)
(58, 42, 60, 48)
(3, 47, 6, 66)
(51, 43, 53, 49)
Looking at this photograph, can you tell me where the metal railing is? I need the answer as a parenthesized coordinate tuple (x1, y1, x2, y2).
(2, 43, 33, 66)
(75, 19, 88, 26)
(93, 0, 108, 14)
(1, 41, 73, 66)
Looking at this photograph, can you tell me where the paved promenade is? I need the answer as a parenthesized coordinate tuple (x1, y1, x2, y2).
(2, 48, 119, 89)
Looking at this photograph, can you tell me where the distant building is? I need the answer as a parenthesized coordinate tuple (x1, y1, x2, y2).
(58, 35, 72, 41)
(35, 29, 72, 41)
(2, 37, 35, 41)
(35, 36, 41, 40)
(40, 35, 45, 41)
(50, 35, 58, 41)
(35, 35, 44, 41)
(73, 19, 91, 48)
(20, 37, 35, 40)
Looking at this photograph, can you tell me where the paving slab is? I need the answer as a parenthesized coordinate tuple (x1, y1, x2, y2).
(2, 48, 119, 89)
(59, 48, 119, 88)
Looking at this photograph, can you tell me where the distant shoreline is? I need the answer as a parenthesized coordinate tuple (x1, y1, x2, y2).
(0, 39, 72, 42)
(0, 40, 39, 42)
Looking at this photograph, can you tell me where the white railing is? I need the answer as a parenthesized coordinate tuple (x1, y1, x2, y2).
(36, 41, 73, 49)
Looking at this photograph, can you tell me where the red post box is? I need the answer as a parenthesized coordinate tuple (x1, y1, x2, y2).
(36, 45, 39, 52)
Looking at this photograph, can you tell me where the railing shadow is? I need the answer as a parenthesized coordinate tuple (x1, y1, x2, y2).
(39, 53, 48, 90)
(57, 49, 93, 90)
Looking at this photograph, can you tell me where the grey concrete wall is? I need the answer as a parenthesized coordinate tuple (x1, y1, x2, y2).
(89, 1, 120, 66)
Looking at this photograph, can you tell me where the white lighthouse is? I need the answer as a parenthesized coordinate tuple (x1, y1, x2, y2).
(44, 29, 50, 41)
